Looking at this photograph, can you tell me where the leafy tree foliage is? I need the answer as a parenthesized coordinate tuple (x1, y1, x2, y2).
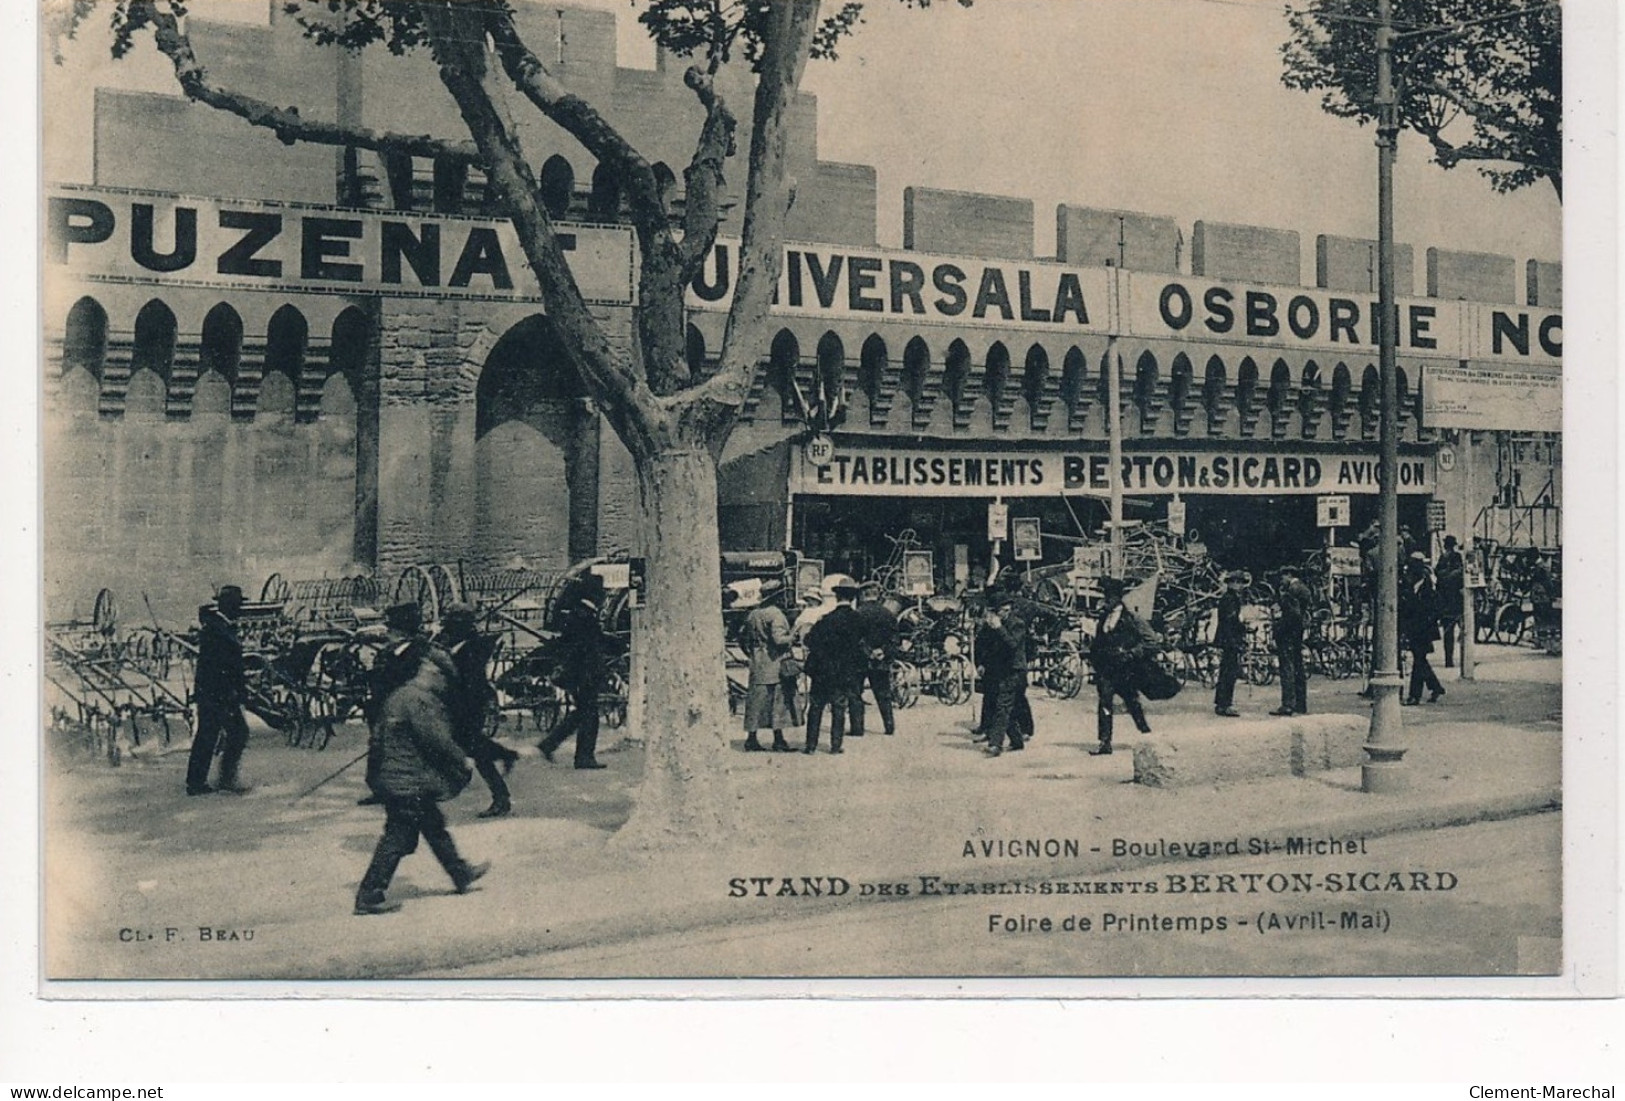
(1282, 0, 1560, 199)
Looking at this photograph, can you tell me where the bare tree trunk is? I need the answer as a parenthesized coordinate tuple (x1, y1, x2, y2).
(609, 444, 740, 850)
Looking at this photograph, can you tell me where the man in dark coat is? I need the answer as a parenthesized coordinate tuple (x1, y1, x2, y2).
(538, 574, 609, 770)
(979, 585, 1033, 756)
(435, 602, 518, 817)
(1401, 553, 1445, 705)
(186, 584, 251, 796)
(855, 583, 900, 737)
(1271, 564, 1312, 716)
(803, 581, 867, 754)
(355, 603, 486, 916)
(1434, 535, 1465, 668)
(1087, 577, 1155, 755)
(1212, 571, 1248, 717)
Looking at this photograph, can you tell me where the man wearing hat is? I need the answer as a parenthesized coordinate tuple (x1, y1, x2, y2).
(978, 584, 1034, 755)
(1272, 564, 1312, 716)
(186, 583, 251, 796)
(1212, 571, 1249, 717)
(739, 585, 799, 753)
(855, 582, 900, 738)
(1400, 552, 1445, 705)
(538, 573, 609, 770)
(1087, 577, 1156, 754)
(435, 603, 519, 816)
(802, 580, 867, 753)
(1434, 535, 1465, 668)
(355, 601, 486, 915)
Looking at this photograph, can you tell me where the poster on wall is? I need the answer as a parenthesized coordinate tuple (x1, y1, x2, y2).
(26, 0, 1608, 1068)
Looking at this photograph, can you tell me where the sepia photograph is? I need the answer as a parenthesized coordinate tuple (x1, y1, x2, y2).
(32, 0, 1608, 994)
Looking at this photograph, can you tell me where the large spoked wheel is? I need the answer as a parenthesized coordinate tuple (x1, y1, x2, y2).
(92, 588, 117, 635)
(937, 654, 972, 706)
(1044, 644, 1085, 700)
(1493, 603, 1527, 646)
(890, 660, 922, 709)
(394, 566, 440, 625)
(260, 573, 291, 605)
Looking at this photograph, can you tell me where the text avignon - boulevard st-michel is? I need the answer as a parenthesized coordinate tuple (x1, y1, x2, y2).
(956, 834, 1373, 860)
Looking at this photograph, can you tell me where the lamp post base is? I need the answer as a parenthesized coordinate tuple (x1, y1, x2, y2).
(1362, 672, 1408, 794)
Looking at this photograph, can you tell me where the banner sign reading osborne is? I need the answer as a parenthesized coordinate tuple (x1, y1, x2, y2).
(1422, 363, 1562, 432)
(794, 447, 1432, 497)
(45, 184, 636, 305)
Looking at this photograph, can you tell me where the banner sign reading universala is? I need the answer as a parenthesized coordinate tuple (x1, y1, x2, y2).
(794, 446, 1433, 498)
(45, 184, 636, 305)
(689, 237, 1113, 334)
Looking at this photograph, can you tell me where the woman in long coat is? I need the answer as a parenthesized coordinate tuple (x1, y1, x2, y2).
(739, 594, 799, 752)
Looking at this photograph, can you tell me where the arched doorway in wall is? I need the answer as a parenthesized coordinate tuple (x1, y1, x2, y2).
(475, 314, 595, 570)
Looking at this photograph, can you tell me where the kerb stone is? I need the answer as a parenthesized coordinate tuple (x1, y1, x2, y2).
(1132, 714, 1369, 788)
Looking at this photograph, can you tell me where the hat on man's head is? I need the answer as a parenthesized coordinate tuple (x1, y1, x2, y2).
(383, 601, 423, 634)
(1100, 577, 1129, 600)
(216, 584, 244, 602)
(1444, 535, 1458, 549)
(1408, 550, 1428, 562)
(831, 580, 862, 599)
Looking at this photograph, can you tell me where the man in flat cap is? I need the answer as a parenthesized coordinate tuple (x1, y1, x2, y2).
(1212, 571, 1249, 718)
(186, 583, 251, 796)
(803, 580, 867, 754)
(435, 602, 518, 817)
(355, 601, 485, 916)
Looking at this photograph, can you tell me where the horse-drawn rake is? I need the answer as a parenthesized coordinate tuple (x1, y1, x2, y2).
(44, 589, 195, 765)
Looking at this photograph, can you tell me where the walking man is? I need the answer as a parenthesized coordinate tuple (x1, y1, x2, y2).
(855, 582, 900, 737)
(354, 603, 487, 916)
(1271, 564, 1311, 717)
(1434, 535, 1465, 668)
(538, 574, 608, 770)
(1401, 553, 1446, 705)
(1087, 577, 1155, 756)
(803, 580, 866, 754)
(436, 602, 518, 817)
(1212, 570, 1248, 717)
(186, 583, 251, 796)
(739, 587, 798, 753)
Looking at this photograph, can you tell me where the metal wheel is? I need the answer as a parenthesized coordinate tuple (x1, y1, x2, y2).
(1044, 644, 1085, 700)
(92, 588, 117, 635)
(427, 564, 463, 624)
(260, 573, 290, 605)
(890, 660, 921, 709)
(937, 654, 972, 706)
(393, 565, 440, 624)
(1493, 603, 1527, 646)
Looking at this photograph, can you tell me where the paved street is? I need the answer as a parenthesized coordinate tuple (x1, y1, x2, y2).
(42, 643, 1561, 980)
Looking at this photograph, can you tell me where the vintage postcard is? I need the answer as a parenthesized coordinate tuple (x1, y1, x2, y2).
(31, 0, 1614, 996)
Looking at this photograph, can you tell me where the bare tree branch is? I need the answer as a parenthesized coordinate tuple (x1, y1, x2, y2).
(676, 66, 738, 280)
(483, 6, 675, 260)
(419, 3, 666, 460)
(131, 0, 477, 162)
(690, 0, 823, 441)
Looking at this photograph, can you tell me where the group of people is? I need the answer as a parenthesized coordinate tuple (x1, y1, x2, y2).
(182, 574, 613, 916)
(737, 579, 900, 755)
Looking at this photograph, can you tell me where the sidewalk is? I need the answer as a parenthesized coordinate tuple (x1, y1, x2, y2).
(43, 644, 1561, 980)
